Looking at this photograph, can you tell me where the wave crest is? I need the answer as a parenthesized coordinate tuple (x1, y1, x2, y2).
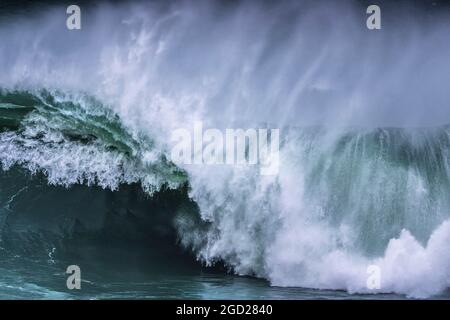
(0, 89, 186, 193)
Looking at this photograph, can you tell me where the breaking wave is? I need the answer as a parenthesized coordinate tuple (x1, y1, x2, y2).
(1, 0, 450, 299)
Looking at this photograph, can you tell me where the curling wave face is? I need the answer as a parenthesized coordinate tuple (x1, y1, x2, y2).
(0, 89, 186, 192)
(1, 0, 450, 299)
(1, 89, 450, 298)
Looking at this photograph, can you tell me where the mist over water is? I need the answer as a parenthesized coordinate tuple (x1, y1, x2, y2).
(1, 0, 450, 299)
(3, 0, 450, 128)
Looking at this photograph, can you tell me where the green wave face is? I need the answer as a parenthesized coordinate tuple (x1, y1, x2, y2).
(0, 91, 37, 130)
(296, 126, 450, 255)
(0, 89, 140, 154)
(0, 88, 186, 192)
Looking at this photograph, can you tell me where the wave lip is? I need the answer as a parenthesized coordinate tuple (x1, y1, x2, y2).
(0, 89, 186, 193)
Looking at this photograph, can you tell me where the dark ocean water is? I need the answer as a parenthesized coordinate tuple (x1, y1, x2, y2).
(0, 166, 449, 300)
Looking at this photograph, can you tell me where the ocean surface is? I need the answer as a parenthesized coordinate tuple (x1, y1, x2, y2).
(1, 0, 450, 299)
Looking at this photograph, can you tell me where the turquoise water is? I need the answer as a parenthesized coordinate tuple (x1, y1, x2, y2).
(1, 250, 449, 299)
(0, 248, 434, 300)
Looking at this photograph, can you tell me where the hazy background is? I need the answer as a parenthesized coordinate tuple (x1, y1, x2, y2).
(1, 0, 450, 128)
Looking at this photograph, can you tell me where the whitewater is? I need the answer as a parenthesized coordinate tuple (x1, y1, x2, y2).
(1, 0, 450, 299)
